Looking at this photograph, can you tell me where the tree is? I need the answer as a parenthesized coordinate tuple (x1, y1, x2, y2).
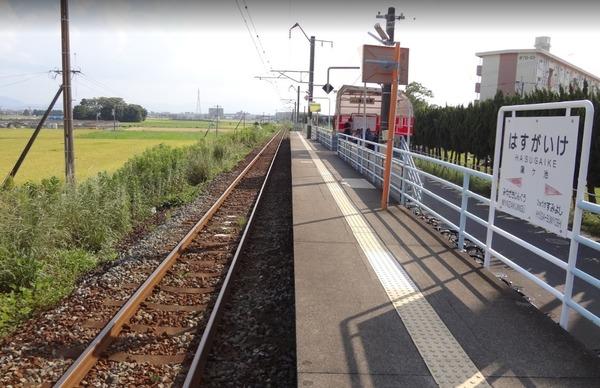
(404, 82, 434, 112)
(73, 97, 147, 122)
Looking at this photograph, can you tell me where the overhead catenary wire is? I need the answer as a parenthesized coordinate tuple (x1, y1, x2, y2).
(233, 0, 285, 102)
(234, 0, 269, 72)
(241, 0, 271, 68)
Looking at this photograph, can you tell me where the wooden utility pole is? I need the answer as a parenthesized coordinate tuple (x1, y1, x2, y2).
(380, 43, 401, 210)
(61, 0, 75, 183)
(378, 7, 395, 143)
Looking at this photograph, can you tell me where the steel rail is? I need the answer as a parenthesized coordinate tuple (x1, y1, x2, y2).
(54, 130, 283, 387)
(183, 130, 285, 387)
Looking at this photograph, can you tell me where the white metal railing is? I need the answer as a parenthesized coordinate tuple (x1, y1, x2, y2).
(334, 128, 599, 331)
(314, 126, 336, 150)
(397, 136, 423, 203)
(336, 133, 423, 207)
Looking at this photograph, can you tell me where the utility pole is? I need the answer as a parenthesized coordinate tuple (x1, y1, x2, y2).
(376, 7, 396, 143)
(61, 0, 75, 183)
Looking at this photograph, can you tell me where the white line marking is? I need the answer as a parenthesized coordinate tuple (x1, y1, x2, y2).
(296, 133, 489, 387)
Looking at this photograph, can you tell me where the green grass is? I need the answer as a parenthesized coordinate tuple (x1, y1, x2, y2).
(78, 130, 209, 141)
(123, 118, 245, 130)
(0, 126, 276, 336)
(0, 129, 198, 184)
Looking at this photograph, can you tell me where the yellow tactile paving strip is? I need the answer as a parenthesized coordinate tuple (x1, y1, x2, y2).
(297, 133, 489, 387)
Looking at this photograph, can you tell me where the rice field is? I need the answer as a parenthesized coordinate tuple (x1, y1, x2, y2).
(0, 128, 200, 183)
(122, 118, 247, 131)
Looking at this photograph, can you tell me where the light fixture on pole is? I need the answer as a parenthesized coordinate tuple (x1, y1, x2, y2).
(374, 23, 389, 42)
(289, 22, 332, 139)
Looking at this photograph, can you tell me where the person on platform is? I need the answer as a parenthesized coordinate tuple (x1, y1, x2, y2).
(343, 117, 352, 136)
(365, 128, 375, 149)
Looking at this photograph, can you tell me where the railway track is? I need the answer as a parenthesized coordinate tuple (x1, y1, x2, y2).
(52, 130, 285, 387)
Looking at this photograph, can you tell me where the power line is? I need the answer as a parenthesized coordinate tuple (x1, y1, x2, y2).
(74, 76, 108, 95)
(350, 72, 362, 85)
(79, 73, 128, 98)
(0, 71, 48, 79)
(0, 73, 46, 88)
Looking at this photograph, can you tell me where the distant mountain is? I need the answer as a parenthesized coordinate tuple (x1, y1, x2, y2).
(0, 96, 29, 109)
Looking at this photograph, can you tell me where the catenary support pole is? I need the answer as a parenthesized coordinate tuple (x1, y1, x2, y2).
(307, 35, 315, 139)
(60, 0, 75, 183)
(296, 85, 300, 125)
(381, 43, 400, 210)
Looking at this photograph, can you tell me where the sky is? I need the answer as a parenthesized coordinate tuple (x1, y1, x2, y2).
(1, 0, 600, 115)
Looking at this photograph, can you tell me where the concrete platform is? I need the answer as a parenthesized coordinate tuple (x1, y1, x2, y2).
(291, 132, 600, 388)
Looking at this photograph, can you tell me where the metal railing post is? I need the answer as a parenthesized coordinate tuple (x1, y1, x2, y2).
(359, 141, 364, 174)
(485, 108, 507, 268)
(458, 173, 470, 250)
(400, 157, 408, 206)
(559, 104, 593, 330)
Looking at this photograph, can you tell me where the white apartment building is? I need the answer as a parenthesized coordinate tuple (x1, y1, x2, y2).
(475, 37, 600, 100)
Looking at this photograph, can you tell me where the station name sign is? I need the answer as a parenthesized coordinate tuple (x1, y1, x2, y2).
(497, 116, 579, 237)
(349, 97, 375, 105)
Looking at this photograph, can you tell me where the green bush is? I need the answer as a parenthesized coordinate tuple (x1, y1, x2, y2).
(212, 143, 226, 161)
(186, 147, 213, 186)
(0, 126, 276, 336)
